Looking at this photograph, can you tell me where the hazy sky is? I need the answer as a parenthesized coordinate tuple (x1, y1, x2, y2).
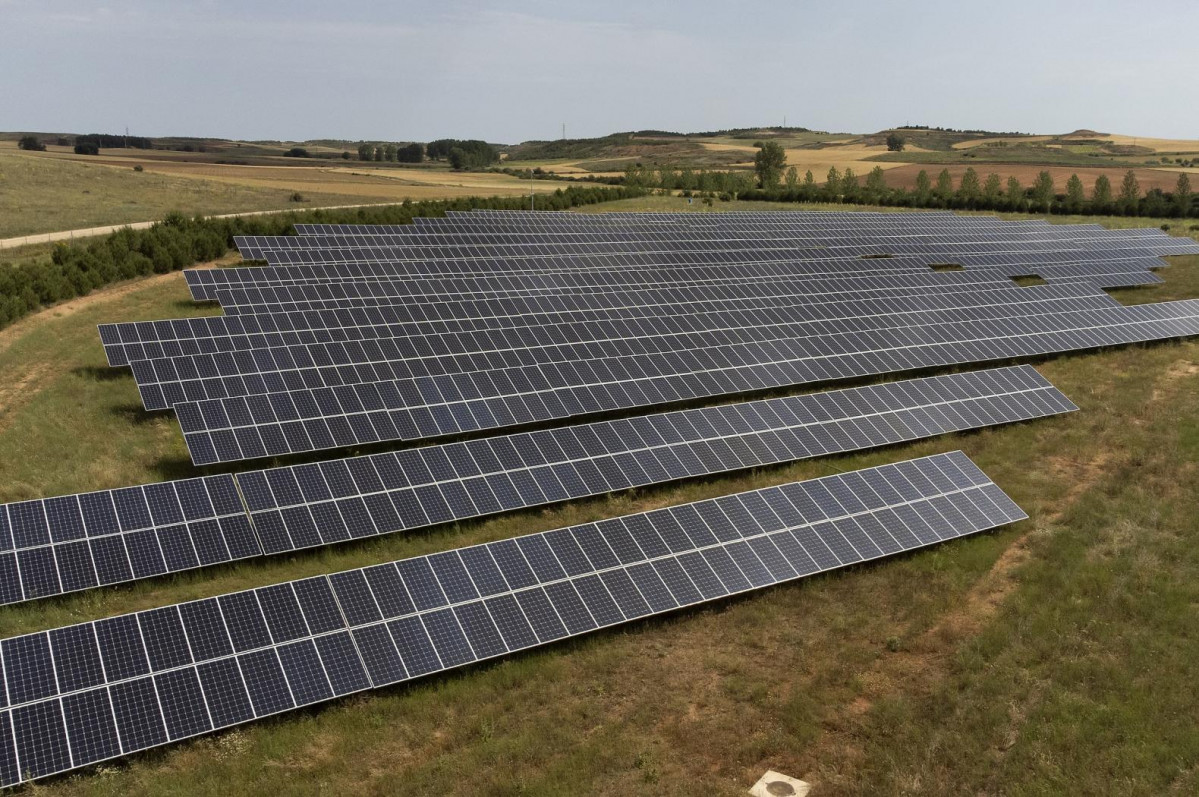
(3, 0, 1196, 143)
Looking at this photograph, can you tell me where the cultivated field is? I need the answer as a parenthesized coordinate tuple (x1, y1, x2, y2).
(1, 201, 1198, 794)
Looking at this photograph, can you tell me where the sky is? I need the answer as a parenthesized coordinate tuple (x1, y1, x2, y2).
(2, 0, 1196, 143)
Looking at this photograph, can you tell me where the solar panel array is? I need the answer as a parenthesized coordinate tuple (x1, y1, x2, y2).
(0, 366, 1071, 607)
(92, 210, 1199, 465)
(0, 451, 1025, 787)
(7, 207, 1189, 787)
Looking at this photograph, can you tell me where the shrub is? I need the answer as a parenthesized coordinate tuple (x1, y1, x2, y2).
(283, 147, 310, 158)
(74, 142, 100, 156)
(133, 165, 144, 172)
(18, 135, 46, 151)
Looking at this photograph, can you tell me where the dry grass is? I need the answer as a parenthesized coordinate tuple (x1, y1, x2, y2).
(0, 144, 581, 238)
(698, 140, 916, 175)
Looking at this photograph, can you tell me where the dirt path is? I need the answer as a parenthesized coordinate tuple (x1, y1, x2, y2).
(0, 201, 400, 250)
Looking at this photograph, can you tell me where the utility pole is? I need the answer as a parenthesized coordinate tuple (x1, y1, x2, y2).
(562, 122, 565, 141)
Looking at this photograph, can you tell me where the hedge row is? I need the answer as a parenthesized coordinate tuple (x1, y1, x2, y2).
(0, 185, 645, 330)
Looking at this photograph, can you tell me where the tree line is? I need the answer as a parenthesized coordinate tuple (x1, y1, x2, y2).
(357, 142, 424, 163)
(739, 165, 1196, 218)
(624, 152, 1197, 218)
(0, 185, 646, 331)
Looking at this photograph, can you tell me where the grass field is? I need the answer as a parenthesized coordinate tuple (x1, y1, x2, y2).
(0, 146, 367, 239)
(0, 143, 583, 239)
(2, 203, 1199, 794)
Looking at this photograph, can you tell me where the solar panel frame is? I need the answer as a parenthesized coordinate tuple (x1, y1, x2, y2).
(0, 366, 1069, 606)
(0, 451, 1025, 788)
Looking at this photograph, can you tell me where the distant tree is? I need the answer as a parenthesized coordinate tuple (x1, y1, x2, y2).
(841, 167, 859, 200)
(74, 142, 100, 155)
(17, 135, 45, 152)
(1006, 176, 1024, 210)
(825, 166, 842, 198)
(784, 166, 799, 191)
(623, 162, 651, 189)
(383, 144, 398, 162)
(283, 147, 310, 158)
(865, 166, 887, 198)
(1118, 169, 1140, 213)
(439, 140, 499, 169)
(753, 141, 787, 188)
(396, 143, 423, 163)
(958, 167, 981, 204)
(1031, 170, 1055, 212)
(934, 168, 954, 201)
(803, 170, 816, 195)
(426, 139, 454, 160)
(914, 169, 932, 203)
(982, 173, 1002, 206)
(341, 151, 351, 160)
(885, 132, 906, 152)
(1176, 172, 1193, 216)
(374, 146, 384, 162)
(357, 143, 374, 161)
(1065, 174, 1085, 212)
(1092, 174, 1113, 210)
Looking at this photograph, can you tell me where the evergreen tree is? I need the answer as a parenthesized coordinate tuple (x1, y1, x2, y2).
(865, 166, 887, 200)
(1065, 174, 1085, 212)
(825, 166, 842, 198)
(1118, 170, 1140, 213)
(1176, 172, 1193, 216)
(885, 132, 906, 152)
(1031, 171, 1055, 212)
(841, 167, 859, 200)
(915, 170, 932, 203)
(982, 173, 1002, 206)
(958, 167, 981, 204)
(1092, 174, 1113, 210)
(1006, 176, 1024, 210)
(935, 168, 954, 202)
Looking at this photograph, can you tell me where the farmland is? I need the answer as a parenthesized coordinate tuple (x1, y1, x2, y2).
(1, 196, 1198, 794)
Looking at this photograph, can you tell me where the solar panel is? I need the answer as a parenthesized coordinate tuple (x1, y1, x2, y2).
(0, 451, 1025, 788)
(0, 366, 1070, 605)
(127, 282, 1112, 411)
(174, 298, 1199, 465)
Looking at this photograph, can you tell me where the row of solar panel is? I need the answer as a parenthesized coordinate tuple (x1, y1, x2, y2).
(0, 452, 1024, 787)
(174, 299, 1199, 464)
(0, 366, 1067, 606)
(200, 251, 1169, 302)
(103, 269, 1103, 367)
(129, 283, 1111, 410)
(100, 269, 1055, 365)
(142, 283, 1109, 415)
